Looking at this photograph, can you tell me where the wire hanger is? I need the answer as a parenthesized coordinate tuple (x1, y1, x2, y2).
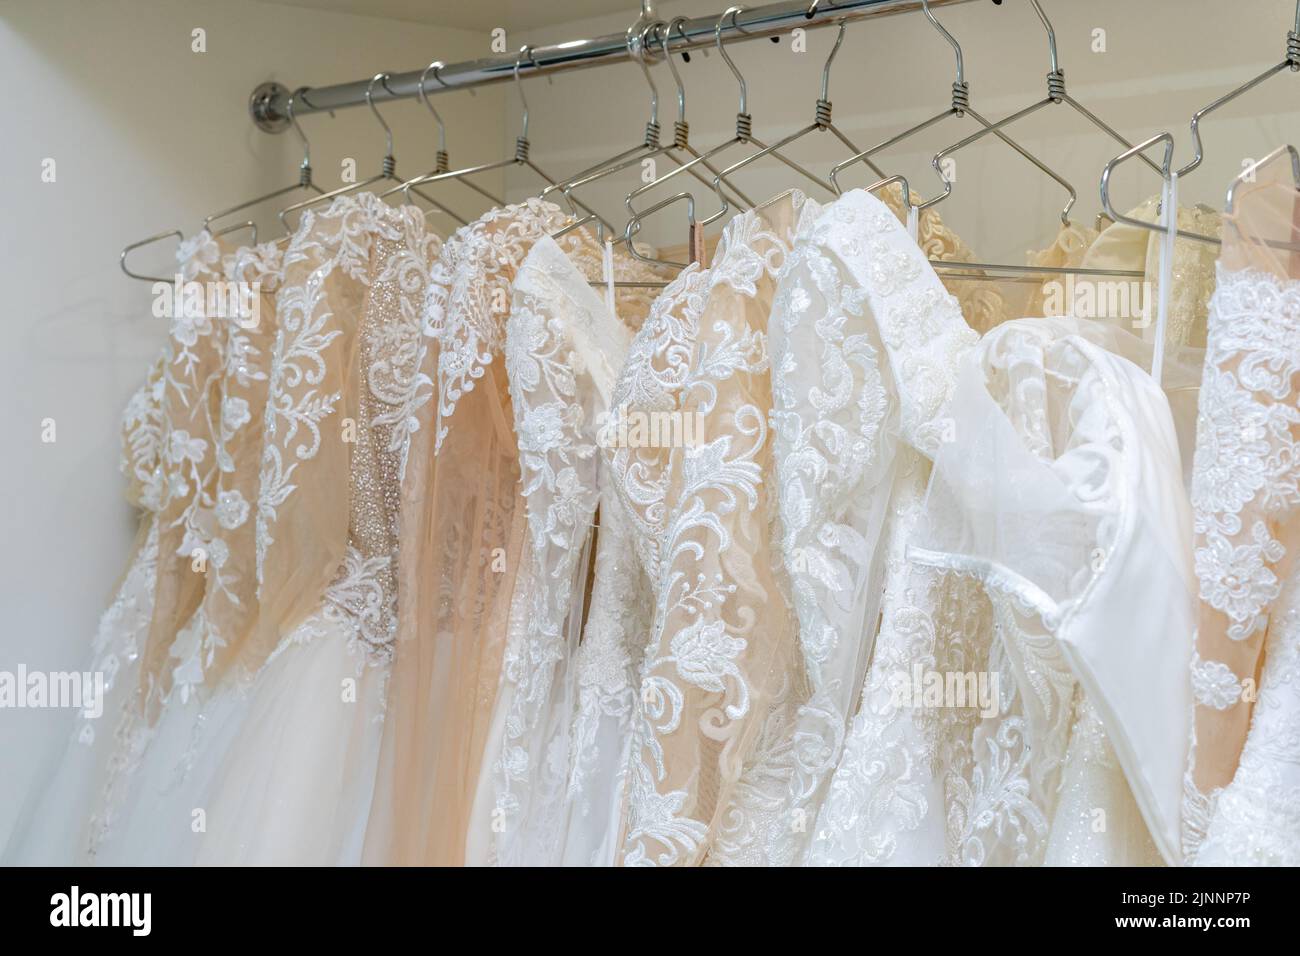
(120, 229, 186, 284)
(1099, 133, 1219, 245)
(1179, 0, 1300, 182)
(381, 60, 505, 209)
(279, 73, 464, 230)
(828, 0, 1073, 228)
(120, 217, 260, 284)
(703, 7, 869, 220)
(1099, 2, 1300, 245)
(202, 88, 326, 237)
(548, 18, 750, 241)
(613, 14, 763, 268)
(925, 0, 1158, 224)
(622, 5, 836, 257)
(395, 47, 613, 233)
(1226, 143, 1300, 215)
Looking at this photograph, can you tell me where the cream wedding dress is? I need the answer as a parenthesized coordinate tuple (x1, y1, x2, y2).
(12, 193, 441, 865)
(1185, 162, 1300, 865)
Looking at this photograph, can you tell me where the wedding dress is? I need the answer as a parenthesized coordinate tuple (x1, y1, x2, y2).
(364, 198, 576, 866)
(14, 193, 441, 865)
(806, 193, 1196, 866)
(466, 228, 671, 866)
(907, 316, 1195, 865)
(2, 229, 233, 864)
(1185, 162, 1300, 865)
(608, 188, 1037, 866)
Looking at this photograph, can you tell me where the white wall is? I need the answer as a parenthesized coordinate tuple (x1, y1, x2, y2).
(503, 0, 1300, 258)
(0, 0, 503, 843)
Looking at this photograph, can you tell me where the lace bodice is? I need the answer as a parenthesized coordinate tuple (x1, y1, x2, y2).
(476, 234, 633, 865)
(255, 193, 436, 671)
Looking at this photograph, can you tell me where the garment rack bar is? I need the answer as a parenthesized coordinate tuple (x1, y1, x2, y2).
(250, 0, 976, 130)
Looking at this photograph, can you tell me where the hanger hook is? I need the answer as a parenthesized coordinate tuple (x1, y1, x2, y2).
(1027, 0, 1061, 77)
(286, 88, 313, 171)
(660, 16, 690, 122)
(418, 61, 448, 154)
(365, 73, 395, 160)
(716, 6, 748, 116)
(627, 19, 660, 128)
(820, 21, 846, 102)
(514, 46, 532, 141)
(920, 0, 964, 88)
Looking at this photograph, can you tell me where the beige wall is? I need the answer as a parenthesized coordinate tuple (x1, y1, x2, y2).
(502, 0, 1300, 258)
(0, 0, 502, 841)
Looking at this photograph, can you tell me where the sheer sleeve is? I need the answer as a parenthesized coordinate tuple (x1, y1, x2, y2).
(139, 230, 231, 716)
(619, 195, 811, 866)
(1185, 162, 1300, 857)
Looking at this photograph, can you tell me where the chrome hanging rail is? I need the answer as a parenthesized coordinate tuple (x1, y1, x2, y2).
(249, 0, 976, 131)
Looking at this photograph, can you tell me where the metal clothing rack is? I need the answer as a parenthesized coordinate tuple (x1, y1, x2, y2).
(248, 0, 976, 131)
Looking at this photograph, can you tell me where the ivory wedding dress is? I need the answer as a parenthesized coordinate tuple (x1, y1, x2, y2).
(466, 230, 666, 866)
(3, 228, 233, 864)
(1185, 164, 1300, 865)
(806, 194, 1197, 867)
(13, 193, 442, 865)
(365, 198, 580, 866)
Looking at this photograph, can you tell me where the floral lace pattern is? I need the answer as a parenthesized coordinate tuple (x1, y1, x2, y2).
(420, 199, 571, 454)
(618, 196, 814, 866)
(1188, 264, 1300, 863)
(485, 236, 628, 865)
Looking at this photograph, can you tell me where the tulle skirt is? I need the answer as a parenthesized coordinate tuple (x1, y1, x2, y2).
(5, 567, 387, 866)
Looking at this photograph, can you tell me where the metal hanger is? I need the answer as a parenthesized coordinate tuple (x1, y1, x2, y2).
(610, 14, 762, 268)
(1179, 1, 1300, 181)
(548, 18, 750, 241)
(396, 48, 612, 232)
(1099, 1, 1300, 245)
(1100, 133, 1219, 244)
(703, 7, 869, 219)
(202, 88, 325, 236)
(622, 5, 835, 255)
(279, 73, 464, 230)
(120, 229, 186, 284)
(828, 0, 1073, 226)
(380, 60, 504, 209)
(120, 218, 260, 285)
(925, 0, 1157, 224)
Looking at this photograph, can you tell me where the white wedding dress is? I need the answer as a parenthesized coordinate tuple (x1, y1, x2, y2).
(9, 194, 441, 865)
(1184, 169, 1300, 864)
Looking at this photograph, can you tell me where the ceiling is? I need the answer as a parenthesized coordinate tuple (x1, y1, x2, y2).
(253, 0, 645, 32)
